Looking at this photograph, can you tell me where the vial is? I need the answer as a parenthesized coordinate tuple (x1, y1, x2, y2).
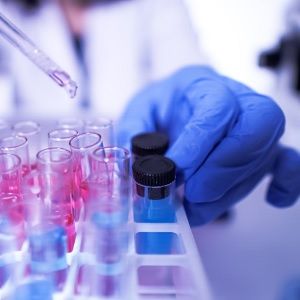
(131, 132, 169, 161)
(132, 155, 176, 223)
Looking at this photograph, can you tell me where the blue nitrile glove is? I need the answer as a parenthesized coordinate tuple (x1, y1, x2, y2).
(117, 66, 300, 225)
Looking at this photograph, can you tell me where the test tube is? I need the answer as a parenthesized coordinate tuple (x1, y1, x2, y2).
(88, 147, 130, 213)
(0, 153, 21, 196)
(48, 128, 78, 150)
(0, 119, 10, 138)
(0, 210, 19, 288)
(69, 133, 103, 211)
(0, 201, 26, 251)
(85, 117, 114, 147)
(36, 148, 73, 205)
(36, 148, 75, 250)
(28, 224, 69, 291)
(81, 147, 130, 297)
(131, 132, 169, 161)
(79, 202, 128, 298)
(13, 121, 41, 168)
(57, 118, 85, 133)
(132, 155, 176, 223)
(0, 135, 30, 177)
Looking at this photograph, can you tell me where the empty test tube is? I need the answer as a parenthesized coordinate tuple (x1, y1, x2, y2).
(48, 128, 78, 150)
(0, 135, 31, 177)
(13, 121, 41, 167)
(0, 119, 10, 138)
(85, 117, 114, 146)
(57, 118, 85, 133)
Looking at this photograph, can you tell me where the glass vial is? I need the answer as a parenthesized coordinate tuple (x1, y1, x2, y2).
(132, 155, 176, 223)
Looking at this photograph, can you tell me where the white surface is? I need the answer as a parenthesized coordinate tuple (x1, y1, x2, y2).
(193, 178, 300, 300)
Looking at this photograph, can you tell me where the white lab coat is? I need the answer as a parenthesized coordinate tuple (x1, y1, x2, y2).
(0, 0, 204, 121)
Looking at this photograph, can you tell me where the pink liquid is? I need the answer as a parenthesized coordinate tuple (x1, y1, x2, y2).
(64, 212, 76, 252)
(21, 164, 31, 177)
(48, 209, 76, 253)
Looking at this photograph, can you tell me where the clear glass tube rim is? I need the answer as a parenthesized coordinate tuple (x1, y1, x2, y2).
(0, 152, 21, 174)
(91, 146, 131, 163)
(69, 132, 102, 151)
(0, 135, 28, 150)
(36, 147, 72, 165)
(12, 121, 41, 136)
(48, 128, 78, 142)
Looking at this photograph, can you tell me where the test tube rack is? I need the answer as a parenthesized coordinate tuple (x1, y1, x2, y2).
(0, 198, 212, 300)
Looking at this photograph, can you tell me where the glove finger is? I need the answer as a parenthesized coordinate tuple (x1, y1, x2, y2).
(185, 93, 285, 202)
(117, 66, 218, 148)
(267, 146, 300, 207)
(167, 79, 239, 176)
(116, 85, 157, 149)
(184, 163, 268, 226)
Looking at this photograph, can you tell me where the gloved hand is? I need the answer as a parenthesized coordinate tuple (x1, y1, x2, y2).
(117, 66, 300, 225)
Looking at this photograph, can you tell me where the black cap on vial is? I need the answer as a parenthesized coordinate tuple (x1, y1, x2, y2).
(133, 155, 176, 200)
(132, 155, 176, 187)
(131, 132, 169, 157)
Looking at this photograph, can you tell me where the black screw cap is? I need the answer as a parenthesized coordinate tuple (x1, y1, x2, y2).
(131, 132, 169, 157)
(132, 155, 176, 187)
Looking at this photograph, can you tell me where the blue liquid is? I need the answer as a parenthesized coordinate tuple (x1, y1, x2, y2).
(134, 197, 176, 223)
(29, 226, 68, 291)
(135, 232, 185, 255)
(13, 278, 53, 300)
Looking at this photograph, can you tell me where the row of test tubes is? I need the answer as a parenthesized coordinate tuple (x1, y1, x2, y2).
(0, 117, 131, 299)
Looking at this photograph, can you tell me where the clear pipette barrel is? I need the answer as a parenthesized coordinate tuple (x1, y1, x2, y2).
(0, 12, 78, 98)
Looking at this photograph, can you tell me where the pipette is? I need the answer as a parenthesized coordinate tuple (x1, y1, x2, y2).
(0, 12, 78, 98)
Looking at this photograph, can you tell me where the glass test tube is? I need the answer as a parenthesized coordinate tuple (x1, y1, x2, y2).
(0, 135, 30, 177)
(132, 155, 176, 223)
(36, 148, 75, 251)
(13, 121, 41, 168)
(48, 128, 78, 150)
(69, 132, 103, 208)
(0, 119, 10, 138)
(0, 209, 20, 288)
(0, 153, 21, 197)
(79, 147, 130, 297)
(28, 224, 68, 291)
(85, 117, 114, 147)
(88, 147, 130, 213)
(79, 212, 126, 298)
(57, 118, 85, 133)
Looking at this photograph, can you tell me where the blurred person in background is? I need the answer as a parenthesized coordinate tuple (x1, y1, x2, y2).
(0, 0, 204, 119)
